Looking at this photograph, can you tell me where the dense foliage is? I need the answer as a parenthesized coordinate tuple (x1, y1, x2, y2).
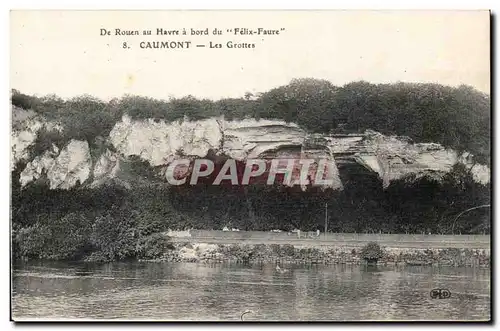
(360, 242, 384, 262)
(11, 163, 175, 262)
(11, 159, 490, 262)
(11, 79, 491, 261)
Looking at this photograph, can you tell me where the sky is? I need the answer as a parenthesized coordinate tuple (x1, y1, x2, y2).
(10, 10, 490, 101)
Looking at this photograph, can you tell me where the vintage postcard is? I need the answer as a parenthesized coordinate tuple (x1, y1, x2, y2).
(10, 10, 491, 322)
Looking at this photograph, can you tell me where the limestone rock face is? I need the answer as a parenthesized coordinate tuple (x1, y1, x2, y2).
(20, 140, 92, 189)
(338, 131, 470, 188)
(48, 140, 92, 189)
(11, 106, 62, 170)
(109, 115, 222, 166)
(12, 112, 490, 190)
(19, 144, 59, 188)
(91, 149, 121, 187)
(221, 119, 305, 159)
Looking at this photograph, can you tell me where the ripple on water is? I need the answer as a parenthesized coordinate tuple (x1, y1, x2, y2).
(12, 262, 491, 321)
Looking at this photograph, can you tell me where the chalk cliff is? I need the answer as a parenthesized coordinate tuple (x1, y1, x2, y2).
(11, 107, 490, 190)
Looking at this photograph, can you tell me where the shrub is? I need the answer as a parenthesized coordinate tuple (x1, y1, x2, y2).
(228, 244, 241, 255)
(270, 244, 281, 255)
(14, 213, 91, 260)
(360, 242, 384, 263)
(27, 127, 68, 158)
(15, 224, 50, 260)
(251, 244, 268, 257)
(136, 233, 173, 260)
(11, 90, 39, 110)
(280, 244, 295, 256)
(89, 213, 137, 261)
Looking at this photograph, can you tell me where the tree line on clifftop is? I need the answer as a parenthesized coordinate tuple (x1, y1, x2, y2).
(12, 78, 490, 164)
(11, 79, 491, 261)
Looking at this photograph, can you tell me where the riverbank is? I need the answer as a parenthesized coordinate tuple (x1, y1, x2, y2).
(13, 223, 490, 267)
(147, 241, 490, 268)
(147, 230, 491, 267)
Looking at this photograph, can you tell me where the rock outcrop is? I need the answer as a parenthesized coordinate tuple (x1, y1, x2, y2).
(12, 110, 490, 190)
(19, 140, 91, 189)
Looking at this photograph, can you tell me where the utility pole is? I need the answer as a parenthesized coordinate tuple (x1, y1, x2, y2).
(324, 202, 328, 240)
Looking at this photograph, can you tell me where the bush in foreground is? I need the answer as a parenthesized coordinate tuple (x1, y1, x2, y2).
(14, 213, 91, 260)
(136, 233, 174, 260)
(13, 209, 175, 262)
(360, 242, 384, 264)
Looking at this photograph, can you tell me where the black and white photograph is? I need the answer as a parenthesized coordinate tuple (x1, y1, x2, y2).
(9, 10, 491, 322)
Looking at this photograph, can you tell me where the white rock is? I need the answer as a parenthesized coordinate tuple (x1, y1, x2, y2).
(13, 112, 490, 190)
(19, 139, 91, 189)
(47, 140, 92, 189)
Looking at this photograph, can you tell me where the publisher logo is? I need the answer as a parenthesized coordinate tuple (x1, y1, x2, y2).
(430, 289, 451, 299)
(165, 158, 337, 186)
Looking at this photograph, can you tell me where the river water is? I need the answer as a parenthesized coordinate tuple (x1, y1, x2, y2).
(12, 261, 490, 321)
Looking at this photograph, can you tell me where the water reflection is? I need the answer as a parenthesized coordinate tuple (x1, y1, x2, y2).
(12, 261, 490, 321)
